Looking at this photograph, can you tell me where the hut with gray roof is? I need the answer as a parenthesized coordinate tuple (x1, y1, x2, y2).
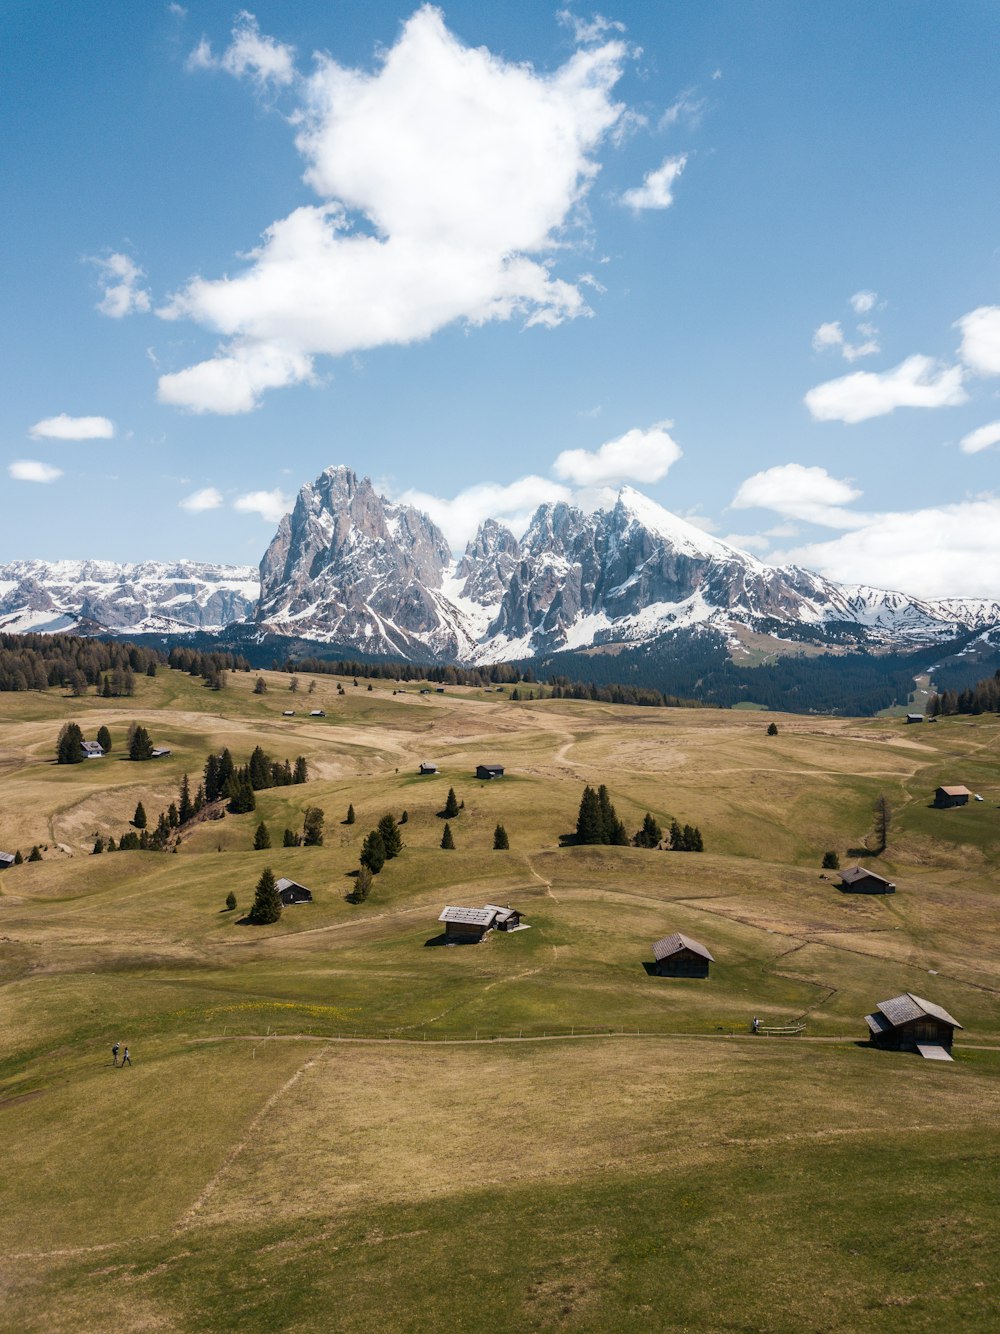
(840, 865, 896, 894)
(652, 932, 714, 978)
(864, 993, 962, 1060)
(275, 877, 313, 905)
(438, 903, 522, 942)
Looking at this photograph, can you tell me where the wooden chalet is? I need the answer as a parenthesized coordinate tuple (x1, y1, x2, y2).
(652, 932, 714, 978)
(0, 851, 15, 870)
(438, 903, 522, 942)
(864, 993, 962, 1060)
(905, 713, 923, 724)
(840, 865, 896, 894)
(935, 785, 971, 808)
(309, 709, 326, 717)
(80, 740, 105, 758)
(476, 763, 505, 780)
(150, 747, 171, 759)
(419, 762, 439, 775)
(275, 877, 313, 905)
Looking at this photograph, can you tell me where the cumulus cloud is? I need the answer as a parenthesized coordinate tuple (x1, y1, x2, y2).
(9, 460, 63, 483)
(731, 463, 866, 529)
(398, 475, 573, 551)
(91, 252, 151, 318)
(233, 489, 291, 523)
(187, 11, 296, 88)
(956, 305, 1000, 376)
(775, 498, 1000, 600)
(849, 290, 877, 315)
(161, 6, 629, 412)
(29, 414, 115, 440)
(811, 319, 879, 363)
(179, 486, 223, 512)
(553, 422, 681, 487)
(960, 420, 1000, 455)
(804, 355, 966, 423)
(620, 153, 686, 210)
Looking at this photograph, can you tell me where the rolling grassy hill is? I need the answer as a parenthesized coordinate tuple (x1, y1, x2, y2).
(1, 668, 998, 1331)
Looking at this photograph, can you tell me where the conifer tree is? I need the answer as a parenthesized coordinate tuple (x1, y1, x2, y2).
(253, 822, 272, 851)
(28, 846, 42, 862)
(440, 822, 455, 850)
(293, 756, 308, 784)
(282, 828, 298, 847)
(633, 813, 663, 849)
(872, 794, 891, 854)
(767, 722, 778, 736)
(822, 850, 840, 870)
(96, 724, 112, 753)
(105, 838, 115, 853)
(128, 725, 153, 761)
(178, 773, 194, 825)
(443, 787, 460, 818)
(92, 835, 104, 854)
(350, 865, 373, 903)
(167, 802, 179, 828)
(377, 813, 402, 859)
(248, 867, 282, 925)
(13, 849, 23, 864)
(302, 807, 325, 846)
(576, 786, 602, 843)
(56, 722, 85, 764)
(345, 803, 356, 825)
(493, 823, 509, 850)
(668, 818, 684, 851)
(226, 891, 237, 912)
(360, 828, 386, 873)
(253, 677, 267, 694)
(133, 801, 147, 830)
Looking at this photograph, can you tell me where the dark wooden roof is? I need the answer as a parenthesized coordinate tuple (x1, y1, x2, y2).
(652, 931, 714, 963)
(874, 992, 962, 1030)
(841, 865, 894, 887)
(275, 877, 311, 895)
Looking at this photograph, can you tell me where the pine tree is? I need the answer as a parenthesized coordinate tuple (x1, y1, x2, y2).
(293, 756, 308, 784)
(13, 849, 23, 864)
(360, 828, 386, 874)
(493, 823, 509, 850)
(56, 722, 85, 764)
(443, 787, 459, 818)
(345, 803, 356, 825)
(682, 823, 697, 852)
(194, 783, 206, 813)
(226, 891, 237, 911)
(400, 810, 408, 824)
(167, 802, 179, 828)
(253, 822, 272, 850)
(633, 813, 663, 849)
(128, 725, 153, 761)
(349, 865, 374, 903)
(377, 813, 402, 859)
(28, 846, 42, 862)
(178, 774, 194, 825)
(104, 838, 115, 853)
(92, 835, 104, 854)
(96, 724, 112, 753)
(253, 677, 267, 694)
(669, 818, 684, 851)
(248, 867, 282, 925)
(576, 786, 603, 844)
(282, 828, 298, 847)
(248, 746, 270, 791)
(822, 850, 840, 870)
(203, 753, 222, 803)
(302, 806, 325, 846)
(690, 825, 704, 852)
(767, 722, 778, 736)
(440, 822, 455, 849)
(133, 801, 147, 830)
(872, 794, 891, 854)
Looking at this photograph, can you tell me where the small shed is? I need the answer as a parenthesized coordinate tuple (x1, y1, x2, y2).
(905, 713, 923, 724)
(652, 932, 714, 978)
(275, 877, 313, 905)
(840, 865, 896, 894)
(484, 904, 522, 932)
(309, 709, 326, 717)
(476, 763, 505, 780)
(439, 905, 497, 942)
(864, 993, 962, 1059)
(150, 747, 172, 759)
(80, 740, 105, 758)
(0, 851, 16, 870)
(282, 710, 295, 716)
(419, 762, 439, 775)
(935, 785, 971, 808)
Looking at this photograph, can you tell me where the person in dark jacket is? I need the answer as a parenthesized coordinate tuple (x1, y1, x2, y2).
(121, 1047, 132, 1066)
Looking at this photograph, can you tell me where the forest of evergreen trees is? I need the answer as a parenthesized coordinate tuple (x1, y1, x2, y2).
(927, 669, 1000, 717)
(0, 632, 164, 693)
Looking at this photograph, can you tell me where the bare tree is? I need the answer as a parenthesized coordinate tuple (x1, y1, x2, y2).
(872, 794, 892, 854)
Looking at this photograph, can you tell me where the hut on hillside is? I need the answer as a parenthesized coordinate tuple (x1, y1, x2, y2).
(0, 851, 16, 870)
(652, 932, 714, 978)
(840, 866, 896, 894)
(275, 877, 313, 905)
(476, 763, 505, 780)
(864, 993, 961, 1060)
(905, 713, 924, 724)
(934, 785, 971, 808)
(438, 903, 523, 942)
(419, 762, 438, 775)
(81, 740, 105, 758)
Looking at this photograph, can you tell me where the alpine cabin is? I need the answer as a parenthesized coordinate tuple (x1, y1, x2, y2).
(652, 932, 714, 978)
(840, 866, 896, 894)
(934, 785, 971, 808)
(864, 993, 962, 1060)
(476, 764, 505, 780)
(275, 877, 313, 905)
(438, 903, 522, 942)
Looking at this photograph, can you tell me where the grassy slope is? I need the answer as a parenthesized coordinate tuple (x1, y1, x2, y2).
(1, 667, 999, 1331)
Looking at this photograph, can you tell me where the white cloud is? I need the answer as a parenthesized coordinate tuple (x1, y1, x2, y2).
(812, 321, 843, 351)
(398, 475, 572, 551)
(90, 252, 151, 318)
(168, 3, 187, 18)
(804, 355, 966, 423)
(731, 464, 866, 529)
(775, 498, 1000, 600)
(553, 422, 681, 487)
(556, 9, 626, 45)
(179, 486, 223, 512)
(658, 89, 705, 131)
(9, 460, 63, 483)
(187, 12, 296, 89)
(960, 420, 1000, 455)
(849, 290, 877, 315)
(956, 305, 1000, 376)
(811, 319, 879, 363)
(162, 7, 629, 412)
(620, 153, 686, 210)
(29, 413, 115, 440)
(233, 488, 292, 523)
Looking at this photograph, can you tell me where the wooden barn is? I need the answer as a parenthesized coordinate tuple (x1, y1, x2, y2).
(935, 785, 971, 808)
(652, 932, 714, 978)
(864, 993, 962, 1060)
(275, 877, 313, 905)
(0, 851, 15, 870)
(439, 905, 499, 942)
(484, 904, 522, 932)
(476, 763, 505, 780)
(419, 762, 438, 774)
(840, 865, 896, 894)
(905, 713, 923, 724)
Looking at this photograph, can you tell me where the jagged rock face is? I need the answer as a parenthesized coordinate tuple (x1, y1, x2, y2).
(456, 519, 520, 606)
(0, 561, 259, 634)
(256, 466, 456, 655)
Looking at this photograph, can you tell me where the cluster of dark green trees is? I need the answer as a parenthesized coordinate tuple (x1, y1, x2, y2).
(574, 785, 704, 852)
(280, 807, 325, 848)
(0, 632, 164, 694)
(203, 746, 308, 816)
(347, 812, 404, 899)
(280, 657, 532, 687)
(545, 678, 692, 708)
(248, 867, 282, 924)
(0, 847, 42, 865)
(927, 669, 1000, 717)
(167, 646, 251, 690)
(94, 772, 205, 854)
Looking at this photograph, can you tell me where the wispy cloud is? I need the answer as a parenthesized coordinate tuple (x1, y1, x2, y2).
(804, 355, 966, 423)
(960, 421, 1000, 455)
(179, 486, 223, 512)
(620, 154, 687, 211)
(90, 252, 151, 318)
(9, 460, 63, 483)
(29, 414, 115, 440)
(187, 11, 296, 89)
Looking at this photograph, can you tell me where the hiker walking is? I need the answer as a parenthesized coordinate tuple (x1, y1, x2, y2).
(752, 1016, 760, 1035)
(121, 1046, 132, 1067)
(112, 1042, 120, 1066)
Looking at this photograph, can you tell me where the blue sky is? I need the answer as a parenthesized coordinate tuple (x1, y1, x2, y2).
(2, 1, 999, 597)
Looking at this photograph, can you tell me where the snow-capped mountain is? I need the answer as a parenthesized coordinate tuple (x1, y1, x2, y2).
(251, 466, 1000, 660)
(0, 560, 258, 635)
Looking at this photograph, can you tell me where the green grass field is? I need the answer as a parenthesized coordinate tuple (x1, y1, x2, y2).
(1, 666, 998, 1331)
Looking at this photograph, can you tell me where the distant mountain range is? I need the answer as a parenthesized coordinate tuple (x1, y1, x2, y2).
(2, 465, 998, 664)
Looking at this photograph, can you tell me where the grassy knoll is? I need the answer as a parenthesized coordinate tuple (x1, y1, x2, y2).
(1, 667, 999, 1330)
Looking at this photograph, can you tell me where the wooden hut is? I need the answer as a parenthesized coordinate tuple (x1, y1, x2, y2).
(864, 993, 962, 1060)
(275, 877, 313, 905)
(652, 932, 714, 978)
(839, 866, 896, 894)
(905, 713, 923, 724)
(419, 762, 438, 774)
(476, 763, 505, 780)
(934, 785, 971, 808)
(484, 904, 522, 932)
(0, 851, 15, 870)
(439, 905, 498, 942)
(80, 740, 105, 758)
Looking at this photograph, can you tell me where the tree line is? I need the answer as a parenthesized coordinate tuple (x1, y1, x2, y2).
(167, 646, 252, 690)
(575, 785, 704, 852)
(0, 632, 164, 694)
(927, 669, 1000, 717)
